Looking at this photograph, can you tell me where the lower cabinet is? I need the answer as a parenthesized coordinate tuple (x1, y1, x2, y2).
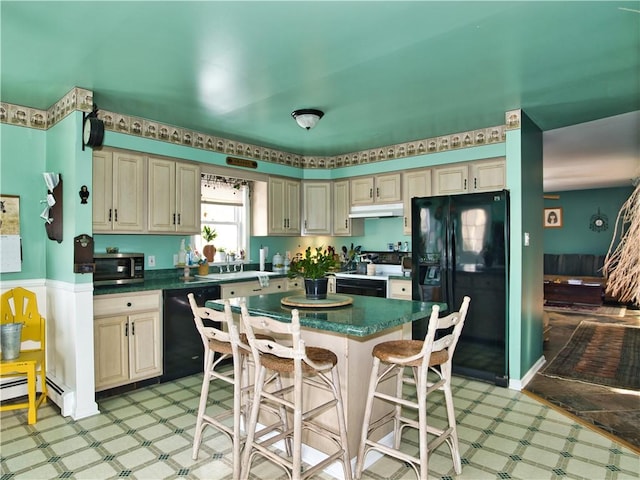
(94, 290, 162, 391)
(388, 279, 412, 300)
(220, 278, 287, 299)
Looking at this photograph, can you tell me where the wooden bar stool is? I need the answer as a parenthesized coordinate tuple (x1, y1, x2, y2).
(355, 296, 471, 480)
(188, 294, 283, 478)
(239, 303, 352, 480)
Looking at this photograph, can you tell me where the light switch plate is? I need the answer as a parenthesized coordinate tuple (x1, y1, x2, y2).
(148, 255, 156, 267)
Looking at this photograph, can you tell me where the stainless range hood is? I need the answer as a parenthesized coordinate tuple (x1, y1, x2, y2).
(348, 203, 404, 218)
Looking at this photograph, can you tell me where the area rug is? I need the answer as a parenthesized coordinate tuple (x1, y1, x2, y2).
(542, 321, 640, 390)
(544, 303, 627, 317)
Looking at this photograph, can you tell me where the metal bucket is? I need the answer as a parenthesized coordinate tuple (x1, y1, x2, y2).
(1, 323, 23, 360)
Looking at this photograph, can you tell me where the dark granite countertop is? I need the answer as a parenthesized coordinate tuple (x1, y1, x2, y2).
(206, 291, 446, 337)
(93, 268, 289, 295)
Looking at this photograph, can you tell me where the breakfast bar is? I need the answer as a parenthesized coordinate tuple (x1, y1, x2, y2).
(206, 291, 446, 465)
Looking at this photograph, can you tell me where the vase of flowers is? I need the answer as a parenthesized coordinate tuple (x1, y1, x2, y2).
(288, 246, 338, 300)
(202, 226, 217, 263)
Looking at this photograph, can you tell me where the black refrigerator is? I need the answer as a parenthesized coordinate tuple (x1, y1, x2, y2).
(411, 190, 509, 386)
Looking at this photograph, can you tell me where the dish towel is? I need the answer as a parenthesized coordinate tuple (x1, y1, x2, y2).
(257, 275, 270, 288)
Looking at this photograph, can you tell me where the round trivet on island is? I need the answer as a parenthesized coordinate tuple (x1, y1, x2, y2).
(281, 294, 353, 308)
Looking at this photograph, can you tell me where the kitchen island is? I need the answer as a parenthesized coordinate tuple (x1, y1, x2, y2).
(206, 291, 446, 471)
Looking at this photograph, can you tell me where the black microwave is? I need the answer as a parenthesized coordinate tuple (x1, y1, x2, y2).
(94, 253, 144, 286)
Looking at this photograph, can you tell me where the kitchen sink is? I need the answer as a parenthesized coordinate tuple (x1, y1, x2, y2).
(195, 270, 280, 281)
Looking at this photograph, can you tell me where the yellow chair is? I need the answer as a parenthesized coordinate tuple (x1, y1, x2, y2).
(1, 287, 47, 424)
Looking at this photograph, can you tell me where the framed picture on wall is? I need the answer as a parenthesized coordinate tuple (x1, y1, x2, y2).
(544, 207, 563, 228)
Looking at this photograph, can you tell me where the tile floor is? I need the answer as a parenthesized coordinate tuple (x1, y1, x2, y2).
(525, 307, 640, 451)
(2, 370, 639, 479)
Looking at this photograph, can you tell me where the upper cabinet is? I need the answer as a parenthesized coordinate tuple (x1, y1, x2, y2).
(253, 177, 301, 236)
(351, 173, 402, 206)
(333, 180, 363, 236)
(93, 150, 145, 233)
(433, 158, 505, 196)
(302, 182, 332, 235)
(402, 168, 432, 235)
(147, 157, 200, 234)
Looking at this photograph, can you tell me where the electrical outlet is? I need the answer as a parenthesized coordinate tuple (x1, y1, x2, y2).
(148, 255, 156, 267)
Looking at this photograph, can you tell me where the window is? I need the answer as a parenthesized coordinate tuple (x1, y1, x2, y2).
(194, 174, 250, 260)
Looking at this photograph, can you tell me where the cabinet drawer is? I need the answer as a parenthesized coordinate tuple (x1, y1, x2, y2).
(94, 290, 161, 316)
(389, 280, 412, 300)
(221, 279, 286, 298)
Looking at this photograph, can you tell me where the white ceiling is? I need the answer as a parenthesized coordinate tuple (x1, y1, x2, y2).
(543, 111, 640, 192)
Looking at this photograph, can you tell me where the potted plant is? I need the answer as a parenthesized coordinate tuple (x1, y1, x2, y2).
(288, 246, 338, 300)
(201, 226, 217, 263)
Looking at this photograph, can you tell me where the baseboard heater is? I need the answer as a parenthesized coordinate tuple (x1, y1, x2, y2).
(0, 375, 74, 417)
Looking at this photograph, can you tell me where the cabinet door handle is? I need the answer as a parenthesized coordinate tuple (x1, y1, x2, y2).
(177, 213, 181, 225)
(127, 302, 132, 307)
(474, 178, 477, 189)
(131, 321, 135, 335)
(108, 208, 112, 222)
(304, 220, 307, 229)
(125, 323, 128, 337)
(369, 188, 373, 199)
(173, 213, 176, 225)
(404, 216, 407, 227)
(114, 209, 118, 222)
(376, 187, 380, 198)
(464, 179, 467, 190)
(345, 219, 348, 228)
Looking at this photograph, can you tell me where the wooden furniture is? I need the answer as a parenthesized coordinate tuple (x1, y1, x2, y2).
(432, 158, 505, 196)
(402, 168, 431, 234)
(207, 292, 445, 461)
(351, 172, 402, 205)
(239, 304, 352, 480)
(0, 287, 47, 424)
(388, 278, 412, 300)
(92, 149, 146, 233)
(147, 156, 200, 233)
(544, 277, 604, 305)
(188, 294, 246, 477)
(220, 277, 286, 299)
(253, 176, 301, 236)
(93, 290, 162, 391)
(355, 296, 470, 480)
(302, 181, 332, 235)
(333, 179, 364, 236)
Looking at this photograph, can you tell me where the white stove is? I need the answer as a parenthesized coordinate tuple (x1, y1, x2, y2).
(333, 251, 410, 297)
(333, 263, 404, 281)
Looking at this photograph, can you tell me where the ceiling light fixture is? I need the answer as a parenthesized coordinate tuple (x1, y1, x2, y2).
(291, 109, 324, 130)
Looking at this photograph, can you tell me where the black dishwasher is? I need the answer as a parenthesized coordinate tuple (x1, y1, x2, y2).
(161, 285, 221, 382)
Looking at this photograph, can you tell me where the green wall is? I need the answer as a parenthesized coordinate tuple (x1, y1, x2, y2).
(0, 123, 47, 280)
(543, 187, 633, 255)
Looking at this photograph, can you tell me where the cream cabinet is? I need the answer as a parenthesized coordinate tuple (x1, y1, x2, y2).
(471, 158, 506, 193)
(328, 276, 337, 294)
(286, 277, 303, 291)
(221, 278, 287, 299)
(388, 279, 412, 300)
(302, 182, 332, 235)
(333, 180, 363, 236)
(93, 290, 162, 391)
(351, 173, 402, 206)
(402, 168, 432, 235)
(93, 150, 146, 233)
(433, 158, 505, 196)
(147, 157, 200, 234)
(253, 177, 301, 236)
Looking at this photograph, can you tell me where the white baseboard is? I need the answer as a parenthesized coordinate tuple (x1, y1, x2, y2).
(509, 355, 546, 390)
